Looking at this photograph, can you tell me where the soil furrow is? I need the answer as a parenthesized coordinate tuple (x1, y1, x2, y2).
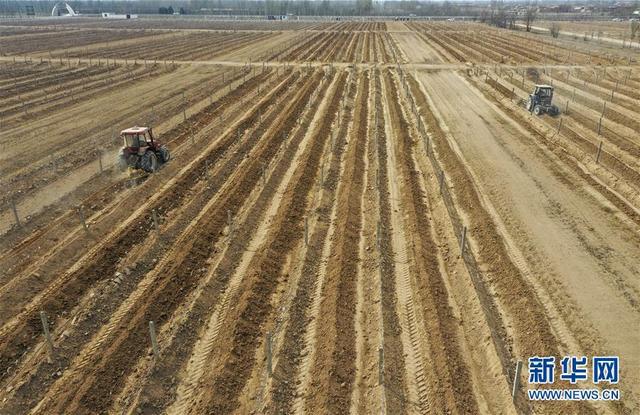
(270, 72, 355, 415)
(0, 69, 294, 385)
(305, 70, 368, 414)
(132, 69, 328, 415)
(31, 70, 306, 415)
(193, 69, 346, 415)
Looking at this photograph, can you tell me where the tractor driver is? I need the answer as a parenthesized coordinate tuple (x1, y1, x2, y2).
(134, 134, 148, 148)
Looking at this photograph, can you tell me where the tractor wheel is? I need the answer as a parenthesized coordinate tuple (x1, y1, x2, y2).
(533, 105, 542, 116)
(160, 146, 170, 163)
(141, 151, 158, 173)
(550, 105, 559, 116)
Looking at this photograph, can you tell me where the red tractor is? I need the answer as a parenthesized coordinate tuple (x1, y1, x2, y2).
(117, 126, 170, 172)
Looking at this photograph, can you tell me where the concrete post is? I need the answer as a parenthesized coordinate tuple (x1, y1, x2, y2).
(597, 117, 603, 136)
(152, 209, 159, 232)
(304, 217, 309, 246)
(378, 346, 384, 386)
(266, 331, 273, 377)
(149, 320, 160, 360)
(11, 199, 20, 228)
(460, 226, 467, 255)
(596, 141, 603, 163)
(40, 311, 54, 363)
(512, 360, 523, 401)
(78, 206, 89, 233)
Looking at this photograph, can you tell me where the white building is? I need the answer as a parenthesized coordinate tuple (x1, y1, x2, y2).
(102, 12, 138, 19)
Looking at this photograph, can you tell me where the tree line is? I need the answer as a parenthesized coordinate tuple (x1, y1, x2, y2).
(0, 0, 477, 17)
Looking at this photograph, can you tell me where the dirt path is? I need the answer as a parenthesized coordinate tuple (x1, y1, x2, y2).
(417, 70, 640, 410)
(391, 32, 443, 64)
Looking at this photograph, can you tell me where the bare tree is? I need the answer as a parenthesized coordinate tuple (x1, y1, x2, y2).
(525, 5, 537, 32)
(508, 13, 516, 30)
(550, 22, 561, 38)
(632, 20, 640, 39)
(479, 9, 488, 23)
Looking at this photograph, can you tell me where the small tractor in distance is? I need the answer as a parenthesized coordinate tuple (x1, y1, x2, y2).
(117, 126, 170, 173)
(526, 84, 560, 116)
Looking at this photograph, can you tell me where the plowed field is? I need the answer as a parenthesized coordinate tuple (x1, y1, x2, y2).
(0, 17, 638, 415)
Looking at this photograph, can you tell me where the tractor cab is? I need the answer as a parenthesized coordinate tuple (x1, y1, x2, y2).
(533, 85, 554, 104)
(118, 126, 170, 173)
(526, 84, 559, 116)
(121, 127, 155, 154)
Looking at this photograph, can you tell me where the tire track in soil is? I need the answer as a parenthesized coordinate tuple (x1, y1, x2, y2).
(30, 70, 306, 415)
(192, 68, 347, 415)
(407, 72, 598, 414)
(269, 72, 354, 415)
(382, 71, 436, 412)
(0, 69, 293, 391)
(479, 75, 640, 319)
(304, 70, 368, 415)
(383, 69, 479, 414)
(141, 69, 328, 415)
